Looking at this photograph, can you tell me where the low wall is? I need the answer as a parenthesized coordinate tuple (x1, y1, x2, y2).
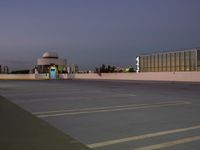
(0, 74, 36, 80)
(67, 72, 200, 82)
(59, 74, 68, 79)
(1, 72, 200, 82)
(0, 74, 49, 80)
(35, 74, 49, 80)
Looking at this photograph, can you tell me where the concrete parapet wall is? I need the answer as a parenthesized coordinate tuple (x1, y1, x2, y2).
(59, 74, 68, 79)
(35, 74, 49, 79)
(1, 72, 200, 82)
(0, 74, 36, 80)
(0, 74, 49, 80)
(67, 72, 200, 82)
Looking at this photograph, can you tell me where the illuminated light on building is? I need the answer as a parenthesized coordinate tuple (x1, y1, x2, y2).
(136, 56, 140, 73)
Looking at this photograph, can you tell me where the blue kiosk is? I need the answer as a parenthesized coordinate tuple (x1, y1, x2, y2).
(50, 66, 57, 79)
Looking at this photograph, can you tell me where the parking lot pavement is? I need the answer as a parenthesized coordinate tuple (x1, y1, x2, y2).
(0, 80, 200, 150)
(0, 96, 91, 150)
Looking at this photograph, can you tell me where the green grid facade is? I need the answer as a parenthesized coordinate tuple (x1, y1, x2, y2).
(139, 49, 200, 72)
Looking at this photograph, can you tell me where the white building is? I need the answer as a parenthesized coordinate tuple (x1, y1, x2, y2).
(70, 64, 79, 73)
(37, 52, 67, 78)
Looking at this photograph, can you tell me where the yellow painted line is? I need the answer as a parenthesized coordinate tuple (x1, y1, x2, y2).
(87, 125, 200, 149)
(134, 136, 200, 150)
(37, 101, 190, 118)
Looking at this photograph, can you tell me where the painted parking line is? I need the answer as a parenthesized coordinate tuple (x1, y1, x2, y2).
(11, 93, 137, 103)
(128, 94, 137, 97)
(87, 125, 200, 149)
(35, 101, 191, 118)
(34, 101, 190, 115)
(34, 101, 184, 115)
(134, 136, 200, 150)
(34, 103, 149, 115)
(12, 96, 75, 103)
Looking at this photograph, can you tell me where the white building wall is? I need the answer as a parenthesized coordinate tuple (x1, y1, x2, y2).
(37, 58, 66, 66)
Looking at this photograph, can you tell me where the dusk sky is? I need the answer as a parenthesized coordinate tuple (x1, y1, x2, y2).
(0, 0, 200, 70)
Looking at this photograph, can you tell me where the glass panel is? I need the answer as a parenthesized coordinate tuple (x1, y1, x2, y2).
(185, 51, 190, 71)
(197, 50, 200, 71)
(150, 55, 152, 72)
(149, 55, 152, 72)
(190, 51, 196, 71)
(171, 53, 175, 72)
(162, 53, 167, 72)
(147, 56, 150, 72)
(145, 56, 148, 72)
(154, 54, 158, 72)
(159, 54, 163, 72)
(153, 54, 156, 72)
(180, 52, 185, 71)
(166, 53, 171, 71)
(175, 52, 180, 71)
(140, 56, 144, 72)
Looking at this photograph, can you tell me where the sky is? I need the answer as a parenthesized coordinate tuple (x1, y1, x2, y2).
(0, 0, 200, 71)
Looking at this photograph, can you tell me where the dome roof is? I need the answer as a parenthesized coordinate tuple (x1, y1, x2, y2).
(42, 52, 58, 58)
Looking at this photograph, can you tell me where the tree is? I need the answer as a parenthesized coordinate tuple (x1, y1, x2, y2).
(95, 67, 99, 73)
(128, 67, 135, 72)
(11, 69, 30, 74)
(95, 64, 116, 73)
(100, 64, 106, 73)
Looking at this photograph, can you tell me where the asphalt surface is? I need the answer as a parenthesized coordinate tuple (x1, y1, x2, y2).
(0, 79, 200, 150)
(0, 96, 91, 150)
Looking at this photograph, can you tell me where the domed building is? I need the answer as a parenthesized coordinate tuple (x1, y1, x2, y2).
(37, 52, 67, 78)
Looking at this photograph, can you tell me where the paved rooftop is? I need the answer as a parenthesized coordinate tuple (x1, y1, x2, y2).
(0, 96, 91, 150)
(0, 80, 200, 150)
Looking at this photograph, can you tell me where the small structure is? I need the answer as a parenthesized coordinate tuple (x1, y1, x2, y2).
(0, 65, 9, 74)
(71, 64, 79, 73)
(37, 52, 67, 79)
(3, 66, 9, 74)
(67, 64, 79, 74)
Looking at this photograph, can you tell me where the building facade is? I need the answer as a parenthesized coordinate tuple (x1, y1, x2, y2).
(0, 65, 9, 74)
(137, 48, 200, 72)
(70, 64, 79, 73)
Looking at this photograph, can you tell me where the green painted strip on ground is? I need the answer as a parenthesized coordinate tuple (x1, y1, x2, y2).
(0, 96, 91, 150)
